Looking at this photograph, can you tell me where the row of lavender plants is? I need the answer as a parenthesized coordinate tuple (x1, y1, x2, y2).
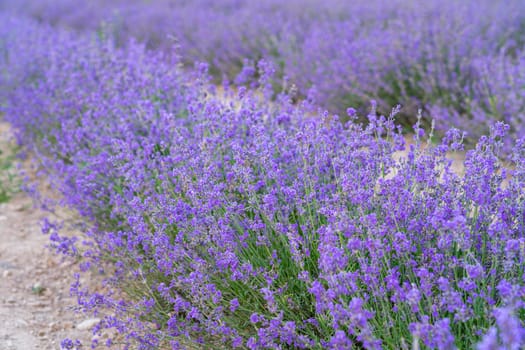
(1, 13, 525, 350)
(2, 0, 525, 150)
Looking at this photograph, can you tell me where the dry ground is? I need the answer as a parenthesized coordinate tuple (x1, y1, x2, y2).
(0, 122, 104, 350)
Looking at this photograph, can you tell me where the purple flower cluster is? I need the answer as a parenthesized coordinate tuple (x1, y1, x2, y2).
(1, 11, 525, 350)
(2, 0, 525, 148)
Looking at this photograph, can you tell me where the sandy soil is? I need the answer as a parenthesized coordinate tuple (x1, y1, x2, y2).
(0, 122, 102, 350)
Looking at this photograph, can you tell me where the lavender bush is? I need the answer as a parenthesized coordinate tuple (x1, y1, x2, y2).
(2, 0, 525, 148)
(1, 14, 524, 349)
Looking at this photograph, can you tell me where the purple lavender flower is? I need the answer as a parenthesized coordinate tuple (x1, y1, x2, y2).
(1, 8, 525, 349)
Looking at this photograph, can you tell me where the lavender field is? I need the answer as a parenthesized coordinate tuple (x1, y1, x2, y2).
(0, 1, 524, 349)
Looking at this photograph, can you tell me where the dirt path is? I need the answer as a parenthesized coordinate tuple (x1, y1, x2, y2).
(0, 123, 99, 350)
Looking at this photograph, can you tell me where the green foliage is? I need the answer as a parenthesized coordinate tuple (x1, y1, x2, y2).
(0, 146, 19, 203)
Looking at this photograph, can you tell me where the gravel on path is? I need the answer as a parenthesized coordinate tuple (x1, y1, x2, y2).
(0, 122, 103, 350)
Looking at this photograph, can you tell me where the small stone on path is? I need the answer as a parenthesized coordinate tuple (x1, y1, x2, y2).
(76, 318, 101, 331)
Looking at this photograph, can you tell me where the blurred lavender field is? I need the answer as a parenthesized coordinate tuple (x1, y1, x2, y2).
(1, 2, 524, 350)
(2, 0, 525, 147)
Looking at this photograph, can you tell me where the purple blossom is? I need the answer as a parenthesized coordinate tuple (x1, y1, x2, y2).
(1, 6, 524, 349)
